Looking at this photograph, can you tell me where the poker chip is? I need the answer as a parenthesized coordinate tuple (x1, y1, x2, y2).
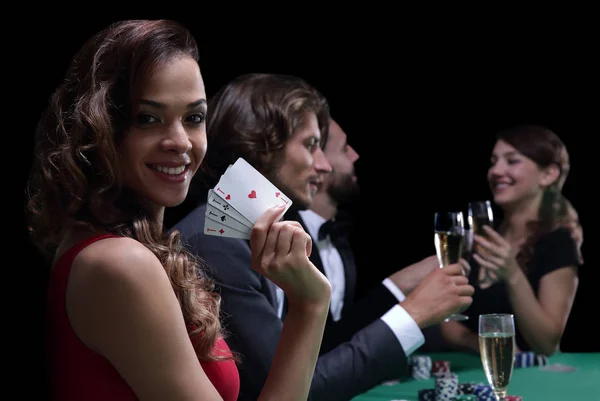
(505, 396, 523, 401)
(435, 372, 458, 400)
(457, 382, 476, 395)
(410, 355, 433, 380)
(452, 395, 477, 401)
(536, 354, 549, 366)
(413, 359, 496, 401)
(418, 388, 435, 401)
(514, 351, 534, 368)
(432, 359, 452, 377)
(472, 383, 495, 401)
(514, 351, 549, 368)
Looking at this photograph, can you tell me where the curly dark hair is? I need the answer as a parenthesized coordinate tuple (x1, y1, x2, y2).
(25, 19, 228, 362)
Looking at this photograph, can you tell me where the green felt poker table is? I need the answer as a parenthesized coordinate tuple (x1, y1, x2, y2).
(351, 351, 600, 401)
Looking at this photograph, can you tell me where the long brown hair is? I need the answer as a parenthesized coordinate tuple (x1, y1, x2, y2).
(496, 124, 583, 269)
(25, 20, 227, 361)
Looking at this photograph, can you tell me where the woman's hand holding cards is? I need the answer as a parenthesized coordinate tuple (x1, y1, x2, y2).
(250, 205, 331, 308)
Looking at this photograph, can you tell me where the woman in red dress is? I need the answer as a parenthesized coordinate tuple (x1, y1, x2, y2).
(26, 19, 331, 401)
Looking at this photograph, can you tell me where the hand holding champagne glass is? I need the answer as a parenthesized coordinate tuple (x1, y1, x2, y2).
(479, 314, 516, 401)
(468, 200, 495, 287)
(434, 211, 468, 321)
(468, 200, 494, 239)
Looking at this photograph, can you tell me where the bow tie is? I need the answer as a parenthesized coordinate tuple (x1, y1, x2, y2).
(318, 218, 351, 243)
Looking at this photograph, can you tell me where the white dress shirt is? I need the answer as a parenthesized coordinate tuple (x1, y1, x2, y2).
(275, 209, 425, 356)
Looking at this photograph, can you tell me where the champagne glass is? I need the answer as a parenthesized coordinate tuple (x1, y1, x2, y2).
(468, 200, 495, 285)
(468, 200, 494, 239)
(462, 220, 474, 261)
(433, 211, 467, 321)
(478, 314, 516, 401)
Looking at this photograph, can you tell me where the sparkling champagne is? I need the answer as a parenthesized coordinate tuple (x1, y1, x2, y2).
(479, 333, 515, 398)
(434, 231, 463, 267)
(471, 214, 492, 237)
(470, 214, 492, 256)
(462, 228, 473, 260)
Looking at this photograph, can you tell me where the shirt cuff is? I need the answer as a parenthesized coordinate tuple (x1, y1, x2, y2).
(380, 304, 425, 356)
(382, 277, 406, 302)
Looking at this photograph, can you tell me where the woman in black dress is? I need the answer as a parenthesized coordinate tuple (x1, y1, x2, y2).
(441, 124, 583, 355)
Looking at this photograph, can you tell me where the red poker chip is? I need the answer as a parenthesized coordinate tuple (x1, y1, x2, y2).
(432, 360, 451, 372)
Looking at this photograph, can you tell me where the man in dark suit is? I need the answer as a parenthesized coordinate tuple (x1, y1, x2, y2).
(291, 118, 449, 355)
(173, 73, 474, 401)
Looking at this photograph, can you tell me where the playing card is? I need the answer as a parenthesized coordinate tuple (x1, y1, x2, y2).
(205, 204, 252, 235)
(203, 217, 250, 240)
(213, 158, 292, 224)
(206, 189, 253, 228)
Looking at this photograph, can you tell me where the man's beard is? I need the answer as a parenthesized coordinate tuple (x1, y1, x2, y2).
(327, 173, 360, 206)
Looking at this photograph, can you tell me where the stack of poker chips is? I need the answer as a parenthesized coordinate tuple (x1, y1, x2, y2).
(409, 356, 453, 380)
(435, 372, 459, 400)
(432, 360, 451, 377)
(418, 377, 495, 401)
(513, 351, 549, 368)
(409, 356, 523, 400)
(410, 355, 433, 380)
(409, 357, 497, 401)
(419, 387, 522, 401)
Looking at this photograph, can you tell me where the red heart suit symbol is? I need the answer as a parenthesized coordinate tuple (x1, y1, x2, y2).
(226, 194, 231, 200)
(275, 192, 280, 197)
(248, 190, 257, 199)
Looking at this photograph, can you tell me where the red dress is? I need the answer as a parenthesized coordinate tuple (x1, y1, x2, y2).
(47, 234, 240, 400)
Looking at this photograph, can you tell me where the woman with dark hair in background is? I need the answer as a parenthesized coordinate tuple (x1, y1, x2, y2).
(26, 19, 330, 401)
(440, 124, 583, 356)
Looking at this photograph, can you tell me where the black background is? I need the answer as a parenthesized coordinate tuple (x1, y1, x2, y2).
(13, 11, 596, 398)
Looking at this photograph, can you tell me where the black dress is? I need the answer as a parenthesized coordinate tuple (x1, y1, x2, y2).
(462, 227, 580, 351)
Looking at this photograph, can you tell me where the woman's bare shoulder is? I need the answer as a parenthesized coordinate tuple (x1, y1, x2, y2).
(69, 235, 168, 294)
